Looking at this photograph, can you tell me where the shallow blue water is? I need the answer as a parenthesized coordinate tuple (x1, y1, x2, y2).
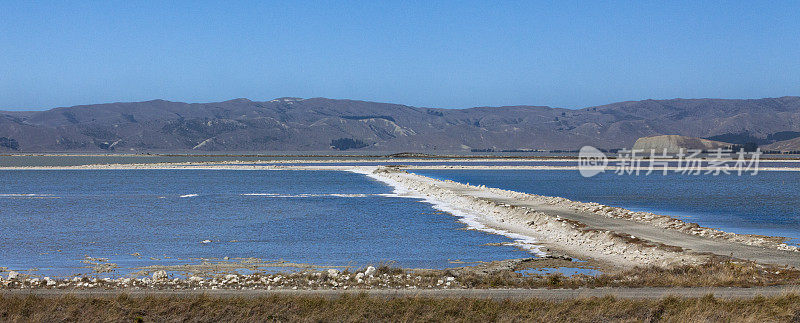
(236, 161, 800, 168)
(413, 170, 800, 245)
(0, 170, 532, 277)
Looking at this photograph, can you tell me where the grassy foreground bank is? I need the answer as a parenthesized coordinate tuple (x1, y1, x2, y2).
(1, 294, 799, 322)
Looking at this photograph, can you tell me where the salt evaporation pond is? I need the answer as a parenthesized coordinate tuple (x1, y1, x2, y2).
(0, 170, 533, 277)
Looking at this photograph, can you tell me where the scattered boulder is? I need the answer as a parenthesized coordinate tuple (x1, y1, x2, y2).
(327, 269, 340, 278)
(152, 270, 168, 281)
(364, 266, 377, 277)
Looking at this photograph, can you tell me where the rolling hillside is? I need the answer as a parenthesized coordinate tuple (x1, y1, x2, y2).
(2, 96, 800, 152)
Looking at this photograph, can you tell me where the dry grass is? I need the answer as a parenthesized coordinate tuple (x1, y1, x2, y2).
(457, 259, 800, 289)
(593, 260, 800, 287)
(1, 293, 799, 322)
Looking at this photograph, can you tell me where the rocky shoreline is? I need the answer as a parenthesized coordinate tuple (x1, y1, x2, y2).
(0, 257, 589, 291)
(0, 266, 450, 291)
(3, 256, 798, 291)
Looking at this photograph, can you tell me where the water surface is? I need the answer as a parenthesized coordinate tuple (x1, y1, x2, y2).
(0, 170, 533, 277)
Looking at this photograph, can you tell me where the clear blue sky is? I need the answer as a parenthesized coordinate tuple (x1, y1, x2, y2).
(1, 1, 799, 111)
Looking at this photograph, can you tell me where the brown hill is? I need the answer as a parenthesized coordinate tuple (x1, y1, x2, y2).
(762, 137, 800, 152)
(632, 135, 733, 153)
(1, 96, 800, 152)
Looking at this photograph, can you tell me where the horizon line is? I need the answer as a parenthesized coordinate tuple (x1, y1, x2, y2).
(2, 95, 800, 113)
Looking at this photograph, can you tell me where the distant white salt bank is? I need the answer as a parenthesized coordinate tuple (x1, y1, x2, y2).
(0, 193, 57, 199)
(241, 193, 371, 198)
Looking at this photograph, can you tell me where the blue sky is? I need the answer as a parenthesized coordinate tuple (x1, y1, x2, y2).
(1, 1, 799, 110)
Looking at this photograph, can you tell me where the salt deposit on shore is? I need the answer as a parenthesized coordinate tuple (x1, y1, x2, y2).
(355, 168, 703, 268)
(355, 167, 799, 269)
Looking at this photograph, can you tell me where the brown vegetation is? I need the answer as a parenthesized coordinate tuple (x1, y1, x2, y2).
(459, 259, 800, 289)
(1, 293, 799, 322)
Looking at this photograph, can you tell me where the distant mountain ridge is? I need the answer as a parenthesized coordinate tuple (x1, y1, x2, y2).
(2, 96, 800, 152)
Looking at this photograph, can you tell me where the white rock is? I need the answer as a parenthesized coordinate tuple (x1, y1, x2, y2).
(355, 272, 365, 279)
(364, 266, 377, 277)
(326, 269, 340, 278)
(152, 270, 168, 281)
(188, 276, 204, 283)
(6, 271, 18, 280)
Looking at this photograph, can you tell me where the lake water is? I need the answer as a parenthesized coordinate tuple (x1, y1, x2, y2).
(3, 155, 799, 168)
(0, 170, 532, 277)
(413, 170, 800, 245)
